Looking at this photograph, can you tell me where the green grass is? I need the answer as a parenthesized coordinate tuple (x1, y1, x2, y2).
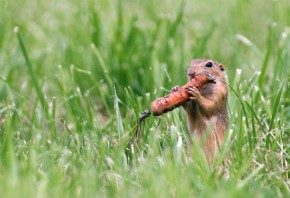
(1, 0, 290, 197)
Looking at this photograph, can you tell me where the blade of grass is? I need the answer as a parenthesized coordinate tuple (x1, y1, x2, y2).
(16, 29, 48, 115)
(51, 96, 56, 139)
(250, 91, 257, 146)
(16, 29, 60, 140)
(114, 86, 124, 144)
(257, 23, 276, 88)
(230, 84, 252, 151)
(1, 113, 18, 181)
(244, 101, 267, 134)
(269, 83, 284, 131)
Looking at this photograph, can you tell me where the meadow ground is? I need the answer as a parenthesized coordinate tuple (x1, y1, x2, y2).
(0, 0, 290, 197)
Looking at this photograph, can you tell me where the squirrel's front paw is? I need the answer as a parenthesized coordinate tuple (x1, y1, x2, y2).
(185, 86, 201, 100)
(170, 86, 180, 93)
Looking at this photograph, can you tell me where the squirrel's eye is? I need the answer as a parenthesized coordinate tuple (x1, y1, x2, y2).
(205, 62, 213, 67)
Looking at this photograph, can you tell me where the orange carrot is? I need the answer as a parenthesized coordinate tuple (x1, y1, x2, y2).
(151, 72, 215, 116)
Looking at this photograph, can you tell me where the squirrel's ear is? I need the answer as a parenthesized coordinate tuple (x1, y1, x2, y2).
(220, 64, 225, 71)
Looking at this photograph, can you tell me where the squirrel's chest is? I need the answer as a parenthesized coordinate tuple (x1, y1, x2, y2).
(187, 114, 218, 135)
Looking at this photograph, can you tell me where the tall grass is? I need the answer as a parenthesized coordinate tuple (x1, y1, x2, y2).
(0, 0, 289, 197)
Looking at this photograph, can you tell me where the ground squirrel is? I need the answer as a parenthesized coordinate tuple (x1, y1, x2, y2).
(172, 59, 228, 163)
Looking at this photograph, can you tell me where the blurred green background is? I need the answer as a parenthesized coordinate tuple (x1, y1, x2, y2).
(0, 0, 289, 197)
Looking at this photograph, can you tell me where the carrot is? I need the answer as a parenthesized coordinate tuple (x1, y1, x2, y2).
(151, 72, 215, 116)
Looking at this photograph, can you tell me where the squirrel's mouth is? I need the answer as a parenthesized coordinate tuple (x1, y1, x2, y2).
(188, 72, 196, 80)
(188, 72, 216, 84)
(188, 71, 203, 79)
